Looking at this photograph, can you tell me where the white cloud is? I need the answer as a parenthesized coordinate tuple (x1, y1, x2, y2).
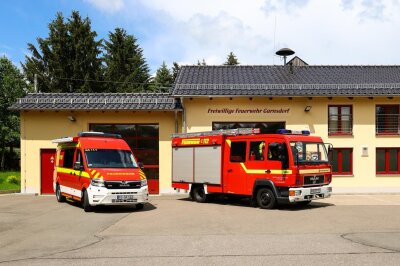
(83, 0, 400, 68)
(84, 0, 125, 14)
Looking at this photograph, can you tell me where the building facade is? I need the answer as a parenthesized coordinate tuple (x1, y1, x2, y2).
(12, 64, 400, 194)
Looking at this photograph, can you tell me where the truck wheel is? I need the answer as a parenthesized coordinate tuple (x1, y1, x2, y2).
(82, 190, 93, 212)
(257, 188, 277, 209)
(56, 184, 65, 203)
(135, 203, 144, 210)
(192, 185, 207, 203)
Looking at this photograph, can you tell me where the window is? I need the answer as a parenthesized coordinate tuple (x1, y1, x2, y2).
(376, 148, 400, 174)
(230, 142, 246, 162)
(329, 148, 353, 175)
(328, 105, 352, 135)
(249, 141, 265, 161)
(376, 105, 400, 135)
(61, 149, 75, 169)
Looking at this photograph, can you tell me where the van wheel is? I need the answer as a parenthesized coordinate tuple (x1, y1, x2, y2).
(257, 188, 277, 209)
(192, 185, 207, 203)
(56, 184, 65, 203)
(82, 190, 93, 212)
(135, 203, 144, 210)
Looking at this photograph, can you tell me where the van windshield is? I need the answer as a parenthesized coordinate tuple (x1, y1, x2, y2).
(290, 141, 329, 165)
(84, 149, 138, 168)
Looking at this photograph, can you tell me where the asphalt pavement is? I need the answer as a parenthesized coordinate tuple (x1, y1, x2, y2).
(0, 193, 400, 265)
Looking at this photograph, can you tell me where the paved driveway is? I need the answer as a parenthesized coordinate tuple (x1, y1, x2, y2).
(1, 194, 400, 265)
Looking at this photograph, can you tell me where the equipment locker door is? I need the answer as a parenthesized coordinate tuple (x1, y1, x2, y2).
(40, 149, 56, 194)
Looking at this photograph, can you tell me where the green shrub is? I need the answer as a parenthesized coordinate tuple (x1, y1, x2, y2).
(6, 175, 19, 185)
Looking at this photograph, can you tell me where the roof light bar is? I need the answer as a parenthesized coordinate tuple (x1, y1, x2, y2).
(52, 137, 75, 144)
(78, 132, 122, 139)
(277, 129, 310, 135)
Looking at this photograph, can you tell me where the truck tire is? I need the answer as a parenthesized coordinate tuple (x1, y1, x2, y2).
(192, 185, 207, 203)
(256, 188, 277, 209)
(56, 184, 65, 203)
(82, 190, 93, 212)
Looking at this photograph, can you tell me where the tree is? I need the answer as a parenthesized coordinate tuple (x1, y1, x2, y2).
(153, 62, 173, 92)
(171, 62, 180, 82)
(224, 52, 239, 65)
(197, 59, 207, 66)
(22, 11, 103, 93)
(0, 57, 30, 170)
(103, 28, 151, 92)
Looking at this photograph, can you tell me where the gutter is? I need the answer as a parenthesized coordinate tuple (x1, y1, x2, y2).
(180, 97, 186, 133)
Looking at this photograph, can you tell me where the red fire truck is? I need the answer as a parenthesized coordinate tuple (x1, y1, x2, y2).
(52, 132, 149, 212)
(172, 128, 332, 209)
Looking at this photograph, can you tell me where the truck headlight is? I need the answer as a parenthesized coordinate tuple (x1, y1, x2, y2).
(141, 179, 147, 187)
(91, 178, 105, 187)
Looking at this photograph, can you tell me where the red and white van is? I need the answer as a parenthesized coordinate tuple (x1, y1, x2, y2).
(52, 132, 149, 212)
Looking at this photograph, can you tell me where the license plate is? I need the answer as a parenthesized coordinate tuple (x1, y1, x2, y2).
(117, 195, 135, 200)
(310, 188, 321, 194)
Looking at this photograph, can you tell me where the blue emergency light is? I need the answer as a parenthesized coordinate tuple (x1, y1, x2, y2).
(277, 129, 310, 135)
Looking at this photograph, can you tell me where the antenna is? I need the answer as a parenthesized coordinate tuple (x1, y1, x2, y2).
(275, 48, 295, 65)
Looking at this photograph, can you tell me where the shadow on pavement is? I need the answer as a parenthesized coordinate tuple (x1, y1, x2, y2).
(64, 200, 157, 213)
(178, 195, 334, 210)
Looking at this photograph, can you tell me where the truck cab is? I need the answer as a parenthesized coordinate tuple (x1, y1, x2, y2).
(53, 132, 149, 212)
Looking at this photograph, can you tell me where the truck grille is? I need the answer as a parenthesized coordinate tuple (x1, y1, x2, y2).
(104, 181, 141, 189)
(303, 175, 324, 186)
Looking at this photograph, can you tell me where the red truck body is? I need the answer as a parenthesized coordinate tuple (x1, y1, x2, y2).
(172, 128, 332, 208)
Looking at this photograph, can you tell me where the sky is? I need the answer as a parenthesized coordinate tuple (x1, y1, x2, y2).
(1, 0, 400, 74)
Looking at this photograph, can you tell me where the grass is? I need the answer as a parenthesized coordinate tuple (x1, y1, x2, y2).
(0, 171, 21, 191)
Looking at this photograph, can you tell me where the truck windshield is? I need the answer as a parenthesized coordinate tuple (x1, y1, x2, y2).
(290, 141, 329, 165)
(84, 149, 138, 168)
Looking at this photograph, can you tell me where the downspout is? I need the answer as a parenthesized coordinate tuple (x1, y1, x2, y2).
(180, 97, 187, 133)
(174, 110, 178, 133)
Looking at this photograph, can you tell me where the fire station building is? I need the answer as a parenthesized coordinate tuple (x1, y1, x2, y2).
(11, 59, 400, 194)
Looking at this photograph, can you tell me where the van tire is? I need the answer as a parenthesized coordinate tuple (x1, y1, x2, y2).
(82, 190, 93, 212)
(256, 188, 277, 209)
(56, 184, 65, 203)
(192, 185, 207, 203)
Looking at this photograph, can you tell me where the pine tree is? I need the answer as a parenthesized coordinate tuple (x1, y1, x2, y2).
(224, 52, 239, 65)
(103, 28, 150, 92)
(153, 61, 173, 92)
(171, 62, 180, 82)
(22, 11, 103, 93)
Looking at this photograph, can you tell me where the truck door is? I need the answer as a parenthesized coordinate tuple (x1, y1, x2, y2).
(265, 139, 289, 186)
(224, 140, 248, 195)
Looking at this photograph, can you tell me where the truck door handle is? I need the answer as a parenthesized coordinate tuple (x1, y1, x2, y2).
(227, 169, 233, 173)
(265, 170, 271, 174)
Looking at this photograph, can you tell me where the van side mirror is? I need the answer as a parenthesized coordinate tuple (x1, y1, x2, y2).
(325, 143, 333, 153)
(138, 162, 144, 170)
(74, 162, 84, 171)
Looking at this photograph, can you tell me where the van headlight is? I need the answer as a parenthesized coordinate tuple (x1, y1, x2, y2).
(91, 178, 105, 187)
(141, 179, 147, 187)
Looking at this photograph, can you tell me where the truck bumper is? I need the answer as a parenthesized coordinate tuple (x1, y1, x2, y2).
(87, 185, 149, 206)
(288, 185, 332, 202)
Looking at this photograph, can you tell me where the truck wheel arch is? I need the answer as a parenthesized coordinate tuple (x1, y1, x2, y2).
(252, 179, 279, 201)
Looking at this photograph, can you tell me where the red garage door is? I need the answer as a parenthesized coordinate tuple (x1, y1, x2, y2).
(41, 149, 56, 194)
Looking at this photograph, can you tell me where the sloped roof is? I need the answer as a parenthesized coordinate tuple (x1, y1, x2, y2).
(173, 65, 400, 96)
(10, 93, 180, 111)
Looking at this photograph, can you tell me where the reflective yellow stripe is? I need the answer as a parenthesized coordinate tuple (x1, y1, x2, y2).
(91, 170, 96, 175)
(94, 172, 100, 178)
(239, 163, 292, 175)
(56, 167, 90, 178)
(299, 168, 330, 174)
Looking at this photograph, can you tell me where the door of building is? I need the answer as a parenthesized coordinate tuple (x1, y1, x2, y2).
(41, 149, 56, 194)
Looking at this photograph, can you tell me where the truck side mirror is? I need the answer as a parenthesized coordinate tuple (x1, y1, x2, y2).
(74, 162, 84, 171)
(138, 162, 144, 170)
